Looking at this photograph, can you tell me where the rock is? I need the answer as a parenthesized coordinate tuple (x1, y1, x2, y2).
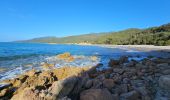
(134, 86, 151, 100)
(0, 89, 8, 97)
(111, 83, 129, 95)
(92, 79, 102, 88)
(96, 74, 106, 81)
(53, 67, 90, 80)
(113, 68, 124, 74)
(48, 77, 78, 99)
(80, 88, 113, 100)
(102, 79, 115, 90)
(11, 87, 41, 100)
(58, 96, 71, 100)
(161, 69, 170, 75)
(90, 56, 98, 61)
(41, 62, 55, 69)
(157, 63, 169, 68)
(119, 56, 128, 64)
(112, 94, 119, 100)
(109, 59, 120, 67)
(0, 83, 12, 90)
(122, 78, 130, 84)
(56, 52, 75, 62)
(126, 61, 136, 67)
(120, 90, 139, 100)
(25, 69, 36, 77)
(159, 75, 170, 90)
(85, 79, 93, 89)
(57, 52, 71, 59)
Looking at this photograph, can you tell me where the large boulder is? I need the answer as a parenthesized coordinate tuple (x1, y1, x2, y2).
(48, 77, 78, 99)
(80, 88, 113, 100)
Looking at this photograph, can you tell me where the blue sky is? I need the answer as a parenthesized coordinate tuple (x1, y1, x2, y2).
(0, 0, 170, 42)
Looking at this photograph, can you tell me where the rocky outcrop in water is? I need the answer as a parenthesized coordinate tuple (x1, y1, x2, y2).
(0, 53, 170, 100)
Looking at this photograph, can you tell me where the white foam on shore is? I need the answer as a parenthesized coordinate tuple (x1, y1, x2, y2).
(0, 55, 101, 81)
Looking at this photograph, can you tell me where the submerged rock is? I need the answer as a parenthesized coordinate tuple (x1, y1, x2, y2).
(56, 52, 75, 62)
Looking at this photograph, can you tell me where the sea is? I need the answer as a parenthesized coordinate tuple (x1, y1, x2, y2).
(0, 42, 170, 81)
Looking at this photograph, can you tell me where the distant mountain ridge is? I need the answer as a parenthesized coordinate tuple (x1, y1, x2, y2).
(16, 23, 170, 46)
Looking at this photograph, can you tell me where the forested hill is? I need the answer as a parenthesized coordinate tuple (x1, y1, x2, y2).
(16, 23, 170, 46)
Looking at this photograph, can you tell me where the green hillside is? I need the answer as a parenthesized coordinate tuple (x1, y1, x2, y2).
(16, 23, 170, 46)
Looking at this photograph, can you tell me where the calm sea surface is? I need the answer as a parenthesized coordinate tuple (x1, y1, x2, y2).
(0, 42, 170, 81)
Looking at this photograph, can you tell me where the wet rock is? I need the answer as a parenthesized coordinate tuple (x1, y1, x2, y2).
(90, 56, 98, 61)
(109, 59, 120, 67)
(119, 56, 128, 64)
(0, 83, 12, 90)
(57, 52, 71, 59)
(41, 62, 55, 69)
(126, 60, 136, 67)
(56, 52, 75, 62)
(80, 88, 113, 100)
(159, 75, 170, 90)
(120, 90, 139, 100)
(102, 79, 115, 90)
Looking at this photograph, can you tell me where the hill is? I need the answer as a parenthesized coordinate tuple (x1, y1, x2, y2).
(16, 23, 170, 46)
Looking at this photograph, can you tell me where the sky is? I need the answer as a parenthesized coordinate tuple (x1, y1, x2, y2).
(0, 0, 170, 42)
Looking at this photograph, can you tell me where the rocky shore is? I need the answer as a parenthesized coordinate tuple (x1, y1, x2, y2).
(0, 53, 170, 100)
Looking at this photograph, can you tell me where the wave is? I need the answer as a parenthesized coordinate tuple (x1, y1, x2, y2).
(0, 54, 44, 61)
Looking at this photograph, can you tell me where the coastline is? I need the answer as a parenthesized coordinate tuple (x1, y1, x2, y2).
(0, 55, 170, 100)
(78, 44, 170, 52)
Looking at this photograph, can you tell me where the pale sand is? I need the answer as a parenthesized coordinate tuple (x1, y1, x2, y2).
(92, 44, 170, 52)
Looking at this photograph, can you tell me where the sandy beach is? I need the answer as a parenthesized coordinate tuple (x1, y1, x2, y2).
(92, 44, 170, 52)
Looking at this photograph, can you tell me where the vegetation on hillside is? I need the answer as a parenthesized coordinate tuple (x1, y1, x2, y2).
(17, 23, 170, 46)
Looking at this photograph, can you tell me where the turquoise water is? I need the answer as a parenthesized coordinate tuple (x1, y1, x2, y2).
(0, 42, 170, 81)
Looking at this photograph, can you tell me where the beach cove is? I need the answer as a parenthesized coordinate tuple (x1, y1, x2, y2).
(0, 43, 170, 100)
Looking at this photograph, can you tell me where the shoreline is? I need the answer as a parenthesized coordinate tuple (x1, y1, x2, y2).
(0, 56, 170, 100)
(85, 44, 170, 52)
